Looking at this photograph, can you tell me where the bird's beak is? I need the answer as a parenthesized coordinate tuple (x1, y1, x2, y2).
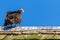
(22, 10, 24, 13)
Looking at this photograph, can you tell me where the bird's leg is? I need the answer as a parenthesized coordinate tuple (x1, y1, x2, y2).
(14, 23, 16, 27)
(10, 24, 12, 28)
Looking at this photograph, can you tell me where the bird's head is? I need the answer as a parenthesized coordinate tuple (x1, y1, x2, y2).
(18, 8, 24, 13)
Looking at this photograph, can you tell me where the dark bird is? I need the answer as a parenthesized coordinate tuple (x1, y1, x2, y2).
(4, 8, 24, 27)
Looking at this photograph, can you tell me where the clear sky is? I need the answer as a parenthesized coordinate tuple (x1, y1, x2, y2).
(0, 0, 60, 26)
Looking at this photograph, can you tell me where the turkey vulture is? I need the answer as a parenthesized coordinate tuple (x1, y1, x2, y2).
(4, 8, 24, 27)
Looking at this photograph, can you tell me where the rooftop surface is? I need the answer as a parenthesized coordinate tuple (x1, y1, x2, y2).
(0, 26, 60, 39)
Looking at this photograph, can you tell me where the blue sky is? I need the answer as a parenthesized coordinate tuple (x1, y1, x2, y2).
(0, 0, 60, 26)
